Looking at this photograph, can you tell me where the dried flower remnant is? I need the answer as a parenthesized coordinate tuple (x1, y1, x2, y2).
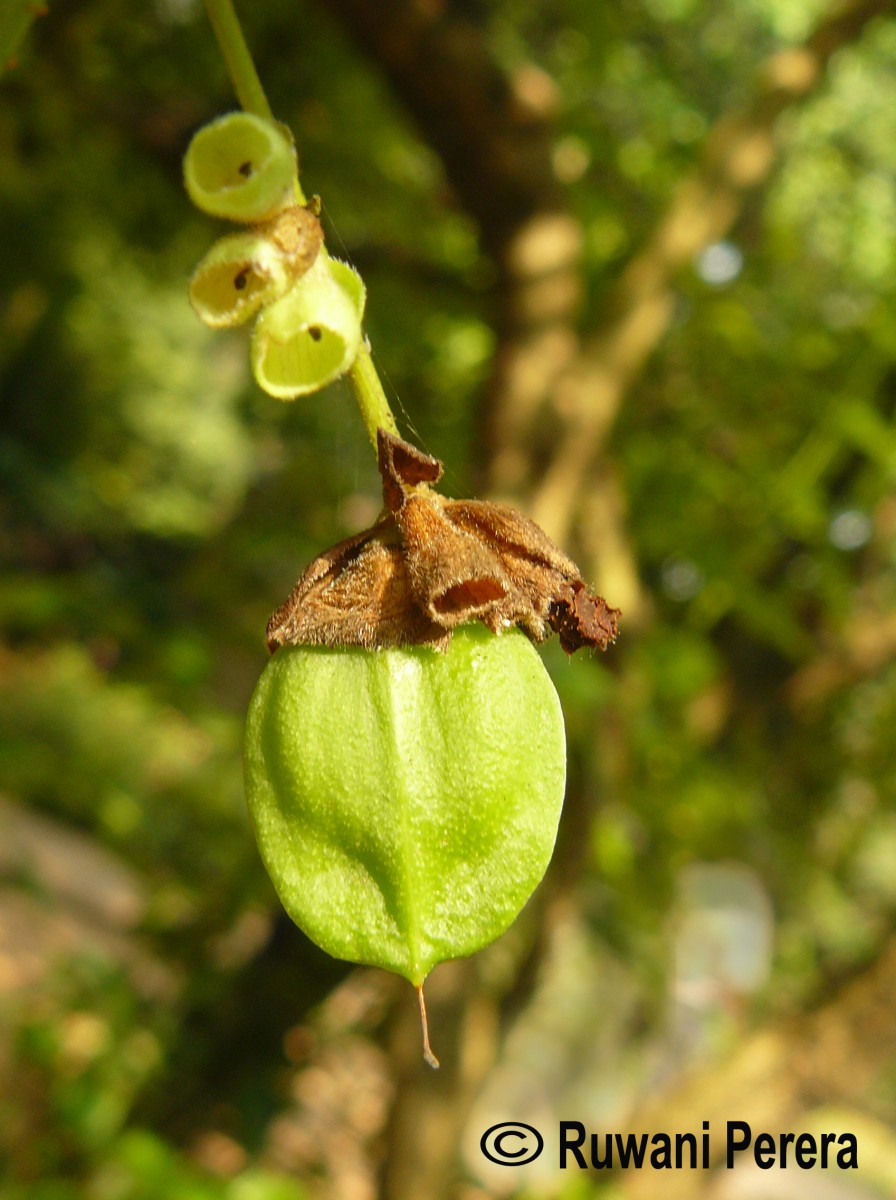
(267, 430, 620, 653)
(262, 203, 323, 276)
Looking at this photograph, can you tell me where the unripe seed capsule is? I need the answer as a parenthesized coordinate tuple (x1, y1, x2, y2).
(243, 624, 566, 986)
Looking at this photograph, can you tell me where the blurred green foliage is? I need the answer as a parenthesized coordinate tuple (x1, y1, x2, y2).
(3, 0, 896, 1196)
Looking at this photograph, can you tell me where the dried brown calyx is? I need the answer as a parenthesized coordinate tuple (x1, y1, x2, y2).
(267, 430, 620, 654)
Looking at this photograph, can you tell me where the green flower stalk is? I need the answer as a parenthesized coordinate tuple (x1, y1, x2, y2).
(194, 0, 620, 1067)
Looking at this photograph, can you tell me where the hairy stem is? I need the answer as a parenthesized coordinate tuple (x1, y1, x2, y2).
(349, 347, 400, 446)
(203, 0, 273, 122)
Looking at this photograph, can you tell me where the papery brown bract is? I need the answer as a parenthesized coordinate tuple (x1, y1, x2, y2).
(261, 204, 324, 278)
(266, 522, 448, 651)
(266, 430, 620, 654)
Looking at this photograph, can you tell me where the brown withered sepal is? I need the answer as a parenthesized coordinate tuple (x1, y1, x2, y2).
(266, 430, 620, 654)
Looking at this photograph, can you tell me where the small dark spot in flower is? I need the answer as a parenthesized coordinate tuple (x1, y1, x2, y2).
(234, 269, 249, 291)
(238, 161, 253, 178)
(308, 326, 322, 342)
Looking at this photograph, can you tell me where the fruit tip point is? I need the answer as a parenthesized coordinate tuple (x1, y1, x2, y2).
(416, 982, 440, 1069)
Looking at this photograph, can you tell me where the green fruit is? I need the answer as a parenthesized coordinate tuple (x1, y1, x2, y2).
(244, 624, 566, 985)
